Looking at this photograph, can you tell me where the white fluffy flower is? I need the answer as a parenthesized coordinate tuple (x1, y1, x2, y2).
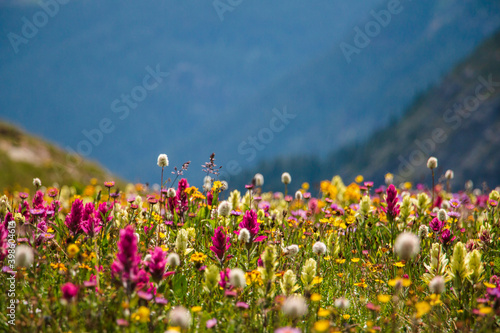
(429, 275, 446, 294)
(229, 268, 246, 288)
(238, 228, 251, 243)
(427, 157, 438, 170)
(168, 306, 191, 329)
(221, 181, 228, 191)
(167, 188, 176, 198)
(312, 241, 326, 255)
(394, 232, 420, 261)
(157, 154, 169, 167)
(437, 209, 448, 222)
(418, 225, 429, 239)
(284, 244, 299, 257)
(295, 191, 303, 201)
(282, 295, 307, 318)
(445, 170, 454, 180)
(33, 178, 42, 187)
(254, 173, 264, 187)
(218, 201, 232, 217)
(281, 172, 291, 185)
(334, 297, 350, 310)
(15, 245, 34, 268)
(167, 253, 180, 267)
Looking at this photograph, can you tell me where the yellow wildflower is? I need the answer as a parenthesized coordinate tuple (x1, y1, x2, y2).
(318, 308, 331, 317)
(377, 294, 391, 303)
(415, 301, 431, 318)
(132, 306, 150, 323)
(67, 244, 79, 258)
(190, 252, 207, 263)
(314, 320, 330, 332)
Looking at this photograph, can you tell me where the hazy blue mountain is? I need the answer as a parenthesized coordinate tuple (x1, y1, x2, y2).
(237, 29, 500, 192)
(0, 0, 499, 188)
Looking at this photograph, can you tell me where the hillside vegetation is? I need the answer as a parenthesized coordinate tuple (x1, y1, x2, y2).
(0, 121, 121, 191)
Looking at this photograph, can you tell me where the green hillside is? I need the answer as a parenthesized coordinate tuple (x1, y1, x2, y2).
(0, 121, 122, 191)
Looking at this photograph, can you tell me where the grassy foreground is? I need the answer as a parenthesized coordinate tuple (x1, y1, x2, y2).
(0, 156, 499, 332)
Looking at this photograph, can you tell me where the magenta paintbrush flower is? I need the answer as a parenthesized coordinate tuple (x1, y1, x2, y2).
(219, 268, 230, 289)
(176, 178, 190, 214)
(0, 222, 8, 262)
(440, 229, 456, 246)
(97, 202, 113, 224)
(429, 217, 442, 232)
(111, 226, 142, 290)
(65, 199, 83, 236)
(210, 226, 231, 262)
(61, 282, 78, 302)
(383, 184, 400, 219)
(148, 247, 167, 282)
(79, 202, 102, 237)
(236, 209, 267, 243)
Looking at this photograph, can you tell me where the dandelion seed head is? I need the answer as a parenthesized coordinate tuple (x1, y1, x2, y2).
(427, 157, 438, 170)
(238, 228, 251, 243)
(218, 201, 232, 217)
(312, 241, 326, 255)
(254, 173, 264, 187)
(33, 178, 42, 187)
(167, 253, 180, 267)
(284, 244, 299, 257)
(295, 191, 303, 201)
(334, 297, 350, 310)
(168, 306, 191, 329)
(394, 232, 420, 261)
(15, 245, 34, 268)
(282, 295, 307, 318)
(281, 172, 291, 185)
(229, 268, 246, 288)
(429, 275, 445, 294)
(157, 154, 169, 167)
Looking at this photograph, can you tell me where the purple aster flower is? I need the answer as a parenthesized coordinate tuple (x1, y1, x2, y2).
(148, 247, 167, 282)
(449, 198, 461, 209)
(210, 226, 231, 262)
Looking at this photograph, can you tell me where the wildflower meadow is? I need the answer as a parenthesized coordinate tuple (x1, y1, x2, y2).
(1, 154, 500, 332)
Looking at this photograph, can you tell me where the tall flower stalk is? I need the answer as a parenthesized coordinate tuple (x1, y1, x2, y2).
(210, 226, 230, 267)
(383, 184, 400, 250)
